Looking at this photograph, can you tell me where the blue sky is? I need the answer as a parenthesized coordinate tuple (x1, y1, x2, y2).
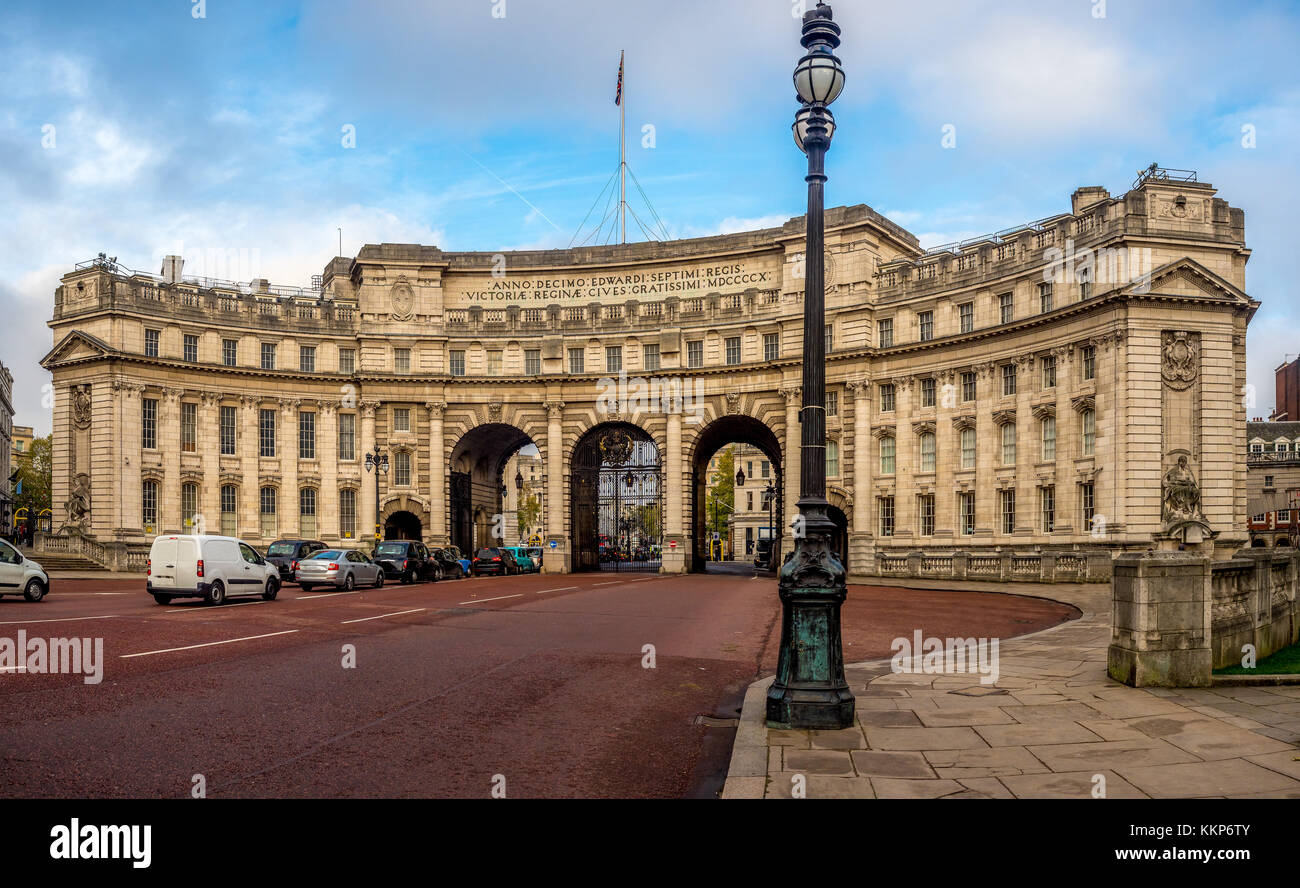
(2, 0, 1298, 434)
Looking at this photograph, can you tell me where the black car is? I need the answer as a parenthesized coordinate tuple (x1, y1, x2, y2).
(753, 538, 775, 570)
(429, 547, 466, 579)
(372, 540, 441, 584)
(265, 539, 328, 584)
(472, 547, 520, 577)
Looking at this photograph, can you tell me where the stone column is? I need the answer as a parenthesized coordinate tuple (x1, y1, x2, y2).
(973, 362, 996, 539)
(240, 396, 259, 539)
(119, 383, 145, 536)
(359, 400, 378, 546)
(543, 400, 566, 573)
(279, 398, 300, 539)
(426, 401, 447, 544)
(663, 409, 686, 574)
(781, 385, 801, 553)
(893, 376, 915, 541)
(161, 387, 183, 533)
(1014, 356, 1035, 536)
(199, 392, 221, 535)
(319, 402, 339, 540)
(933, 371, 956, 541)
(846, 379, 872, 573)
(1052, 345, 1075, 536)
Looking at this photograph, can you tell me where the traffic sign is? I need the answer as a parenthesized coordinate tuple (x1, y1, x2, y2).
(549, 540, 558, 549)
(668, 540, 677, 549)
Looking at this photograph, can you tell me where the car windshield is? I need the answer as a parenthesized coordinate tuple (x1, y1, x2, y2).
(375, 543, 408, 555)
(475, 549, 498, 558)
(309, 550, 344, 560)
(266, 542, 298, 556)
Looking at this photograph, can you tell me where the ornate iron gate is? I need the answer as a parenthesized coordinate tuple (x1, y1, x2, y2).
(571, 425, 663, 573)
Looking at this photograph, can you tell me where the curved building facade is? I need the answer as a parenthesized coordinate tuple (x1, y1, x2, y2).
(43, 171, 1256, 577)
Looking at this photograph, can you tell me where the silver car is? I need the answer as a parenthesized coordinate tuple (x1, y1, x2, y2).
(295, 549, 384, 592)
(0, 539, 49, 602)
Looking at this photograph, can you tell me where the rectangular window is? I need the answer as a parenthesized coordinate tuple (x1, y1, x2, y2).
(1039, 282, 1054, 313)
(181, 483, 198, 530)
(826, 391, 838, 417)
(1001, 363, 1017, 397)
(878, 318, 894, 348)
(961, 371, 977, 402)
(761, 460, 770, 479)
(449, 350, 466, 376)
(299, 411, 316, 460)
(338, 413, 356, 461)
(642, 343, 660, 371)
(222, 338, 237, 367)
(763, 333, 779, 362)
(525, 349, 542, 376)
(960, 492, 975, 535)
(1041, 486, 1056, 533)
(959, 303, 974, 334)
(259, 409, 276, 458)
(824, 324, 833, 354)
(339, 348, 355, 374)
(920, 433, 936, 473)
(1042, 416, 1056, 461)
(144, 329, 160, 358)
(961, 427, 977, 469)
(921, 377, 936, 408)
(918, 494, 935, 536)
(1002, 422, 1017, 465)
(880, 383, 896, 413)
(300, 345, 316, 372)
(999, 292, 1014, 325)
(1079, 267, 1093, 300)
(1082, 345, 1096, 380)
(826, 440, 839, 477)
(260, 487, 277, 538)
(142, 480, 157, 531)
(880, 436, 896, 475)
(221, 485, 237, 537)
(725, 337, 741, 365)
(606, 346, 622, 373)
(918, 310, 933, 342)
(1042, 354, 1057, 388)
(1082, 409, 1096, 456)
(487, 350, 503, 376)
(687, 341, 703, 368)
(394, 408, 410, 432)
(180, 402, 197, 453)
(299, 488, 317, 537)
(1080, 482, 1096, 532)
(261, 342, 276, 370)
(340, 488, 356, 539)
(142, 398, 157, 450)
(394, 450, 411, 486)
(220, 405, 236, 456)
(878, 496, 895, 537)
(1001, 489, 1016, 534)
(183, 334, 199, 363)
(394, 348, 410, 373)
(568, 348, 585, 374)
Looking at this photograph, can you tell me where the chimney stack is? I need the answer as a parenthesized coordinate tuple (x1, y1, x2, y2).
(160, 255, 184, 284)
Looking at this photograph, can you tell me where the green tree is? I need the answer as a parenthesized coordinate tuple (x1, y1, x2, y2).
(707, 447, 735, 536)
(14, 434, 52, 527)
(517, 487, 542, 539)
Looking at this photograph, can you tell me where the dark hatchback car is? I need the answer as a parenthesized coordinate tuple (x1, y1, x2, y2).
(472, 547, 520, 577)
(265, 539, 327, 584)
(372, 540, 441, 584)
(429, 547, 466, 579)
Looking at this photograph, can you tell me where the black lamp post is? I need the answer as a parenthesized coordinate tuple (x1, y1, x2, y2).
(364, 447, 389, 544)
(767, 0, 855, 730)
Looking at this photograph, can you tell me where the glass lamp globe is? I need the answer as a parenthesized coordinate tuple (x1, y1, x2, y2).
(793, 105, 836, 153)
(793, 51, 845, 105)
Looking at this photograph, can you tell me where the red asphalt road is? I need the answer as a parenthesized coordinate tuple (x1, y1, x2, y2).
(0, 570, 1076, 798)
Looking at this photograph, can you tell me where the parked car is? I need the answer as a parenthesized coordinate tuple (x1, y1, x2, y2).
(430, 547, 466, 579)
(147, 534, 279, 606)
(753, 538, 775, 570)
(296, 549, 384, 591)
(0, 538, 50, 602)
(264, 538, 328, 585)
(472, 547, 520, 576)
(445, 546, 473, 576)
(523, 547, 544, 569)
(503, 547, 539, 573)
(372, 540, 441, 584)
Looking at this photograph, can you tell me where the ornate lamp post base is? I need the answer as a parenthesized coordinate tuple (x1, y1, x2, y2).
(766, 501, 854, 729)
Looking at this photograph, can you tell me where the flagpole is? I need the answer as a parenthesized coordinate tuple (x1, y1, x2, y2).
(619, 50, 626, 244)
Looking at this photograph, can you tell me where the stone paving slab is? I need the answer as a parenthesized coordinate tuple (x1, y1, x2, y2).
(721, 581, 1300, 800)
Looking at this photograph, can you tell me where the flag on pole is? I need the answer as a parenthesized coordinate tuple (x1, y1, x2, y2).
(615, 51, 624, 105)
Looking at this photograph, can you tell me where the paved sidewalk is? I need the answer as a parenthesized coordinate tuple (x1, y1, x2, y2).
(723, 581, 1300, 799)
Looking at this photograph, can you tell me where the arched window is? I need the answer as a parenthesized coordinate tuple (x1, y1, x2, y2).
(260, 486, 277, 538)
(299, 488, 317, 537)
(879, 436, 896, 475)
(142, 480, 158, 534)
(220, 485, 238, 537)
(919, 432, 936, 473)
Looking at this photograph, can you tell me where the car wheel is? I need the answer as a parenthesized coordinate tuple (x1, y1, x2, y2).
(152, 593, 172, 606)
(262, 578, 280, 601)
(404, 569, 414, 585)
(23, 578, 46, 602)
(204, 580, 226, 607)
(300, 583, 313, 592)
(374, 569, 385, 589)
(343, 573, 355, 592)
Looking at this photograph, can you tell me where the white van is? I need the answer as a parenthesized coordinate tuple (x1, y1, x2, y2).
(146, 535, 279, 606)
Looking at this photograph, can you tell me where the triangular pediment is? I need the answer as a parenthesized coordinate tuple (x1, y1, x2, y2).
(41, 330, 116, 368)
(1126, 257, 1253, 305)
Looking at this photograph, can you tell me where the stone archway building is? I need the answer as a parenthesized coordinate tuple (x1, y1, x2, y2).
(42, 172, 1257, 577)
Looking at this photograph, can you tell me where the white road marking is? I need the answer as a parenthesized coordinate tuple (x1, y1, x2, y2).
(120, 630, 299, 659)
(340, 608, 425, 625)
(458, 593, 522, 605)
(0, 614, 119, 626)
(163, 600, 266, 613)
(295, 590, 361, 600)
(535, 586, 578, 594)
(592, 581, 621, 586)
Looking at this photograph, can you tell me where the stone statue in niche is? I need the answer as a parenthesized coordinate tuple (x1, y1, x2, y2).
(63, 473, 92, 530)
(1159, 454, 1214, 544)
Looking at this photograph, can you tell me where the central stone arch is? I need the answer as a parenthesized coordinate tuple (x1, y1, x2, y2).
(687, 414, 784, 573)
(570, 421, 663, 573)
(448, 422, 538, 554)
